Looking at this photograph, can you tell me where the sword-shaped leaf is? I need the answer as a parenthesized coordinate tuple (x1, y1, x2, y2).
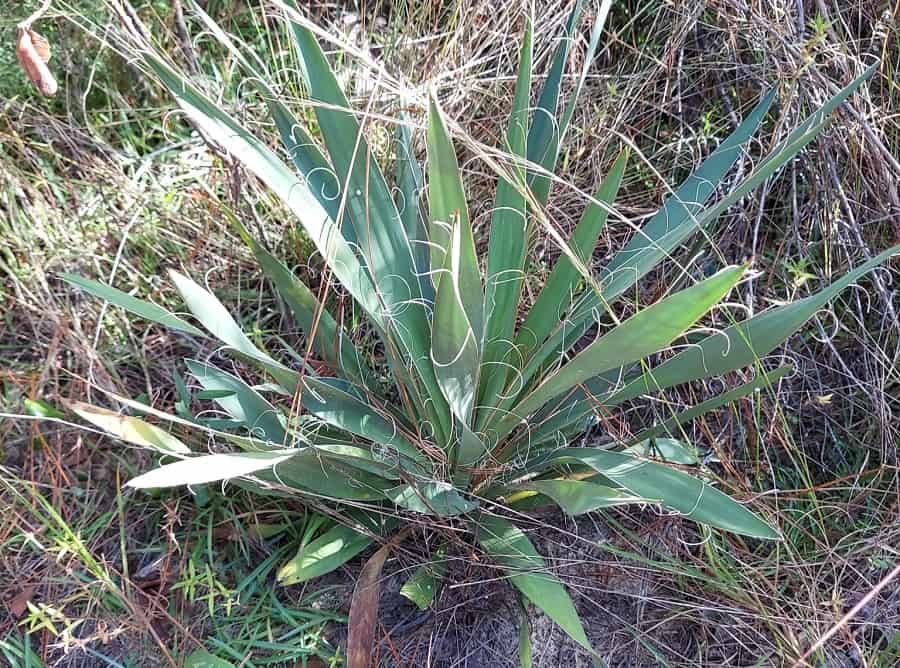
(60, 274, 204, 337)
(126, 450, 297, 489)
(505, 265, 746, 426)
(185, 360, 287, 444)
(477, 514, 594, 654)
(531, 448, 778, 539)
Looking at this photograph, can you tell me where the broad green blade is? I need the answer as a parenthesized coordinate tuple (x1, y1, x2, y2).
(479, 10, 533, 413)
(524, 90, 776, 374)
(531, 448, 778, 539)
(386, 482, 477, 516)
(530, 0, 612, 205)
(289, 20, 448, 440)
(506, 265, 746, 425)
(477, 514, 594, 654)
(400, 546, 448, 609)
(278, 516, 390, 585)
(623, 438, 698, 465)
(289, 21, 412, 261)
(426, 94, 472, 278)
(544, 65, 877, 371)
(188, 2, 344, 224)
(517, 150, 627, 359)
(299, 376, 426, 465)
(431, 213, 483, 427)
(185, 360, 288, 444)
(232, 215, 371, 385)
(168, 270, 299, 390)
(126, 450, 297, 489)
(395, 116, 432, 302)
(514, 479, 649, 515)
(312, 442, 405, 479)
(61, 274, 205, 337)
(138, 48, 383, 328)
(607, 246, 898, 405)
(70, 401, 190, 454)
(630, 365, 793, 444)
(526, 0, 584, 203)
(185, 650, 234, 668)
(259, 449, 394, 500)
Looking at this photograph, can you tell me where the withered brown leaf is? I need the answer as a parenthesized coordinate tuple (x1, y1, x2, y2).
(16, 27, 58, 97)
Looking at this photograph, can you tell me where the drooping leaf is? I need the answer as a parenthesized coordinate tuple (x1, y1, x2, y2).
(185, 360, 288, 444)
(387, 481, 477, 516)
(61, 274, 205, 336)
(400, 545, 448, 609)
(70, 401, 190, 454)
(530, 448, 778, 539)
(277, 517, 387, 585)
(126, 450, 297, 489)
(515, 479, 650, 515)
(347, 542, 391, 668)
(478, 513, 594, 654)
(506, 265, 746, 424)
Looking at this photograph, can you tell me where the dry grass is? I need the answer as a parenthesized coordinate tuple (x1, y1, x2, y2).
(1, 0, 898, 666)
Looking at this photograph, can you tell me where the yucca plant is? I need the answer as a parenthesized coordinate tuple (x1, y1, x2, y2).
(61, 0, 897, 660)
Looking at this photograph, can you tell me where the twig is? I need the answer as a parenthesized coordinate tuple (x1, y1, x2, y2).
(790, 563, 900, 667)
(18, 0, 53, 30)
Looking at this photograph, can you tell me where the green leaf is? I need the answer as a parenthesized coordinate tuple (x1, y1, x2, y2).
(426, 93, 471, 278)
(623, 438, 698, 465)
(185, 360, 287, 444)
(290, 19, 451, 442)
(299, 376, 426, 465)
(126, 450, 297, 489)
(60, 273, 204, 337)
(477, 513, 594, 654)
(387, 482, 477, 516)
(277, 514, 392, 585)
(517, 150, 628, 362)
(531, 448, 778, 539)
(515, 479, 650, 515)
(526, 90, 776, 375)
(630, 365, 793, 444)
(139, 47, 383, 327)
(607, 246, 899, 406)
(395, 116, 432, 301)
(70, 401, 190, 455)
(431, 212, 483, 427)
(550, 65, 877, 370)
(479, 11, 533, 411)
(231, 215, 372, 386)
(400, 546, 448, 609)
(507, 265, 746, 423)
(184, 649, 235, 668)
(259, 449, 393, 501)
(526, 0, 584, 203)
(24, 398, 65, 419)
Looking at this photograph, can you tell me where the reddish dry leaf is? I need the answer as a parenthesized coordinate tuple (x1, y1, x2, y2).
(8, 586, 36, 618)
(346, 543, 390, 668)
(16, 27, 57, 97)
